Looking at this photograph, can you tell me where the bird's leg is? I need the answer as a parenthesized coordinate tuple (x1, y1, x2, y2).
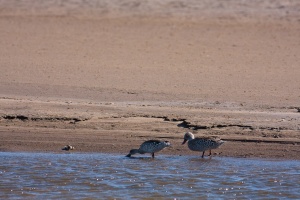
(208, 149, 212, 156)
(202, 151, 205, 158)
(152, 153, 155, 158)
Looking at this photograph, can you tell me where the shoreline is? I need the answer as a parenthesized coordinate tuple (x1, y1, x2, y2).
(1, 99, 299, 160)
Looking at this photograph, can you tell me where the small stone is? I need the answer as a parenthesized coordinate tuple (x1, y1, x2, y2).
(62, 145, 75, 151)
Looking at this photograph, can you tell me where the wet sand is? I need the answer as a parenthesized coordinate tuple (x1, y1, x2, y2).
(0, 0, 300, 159)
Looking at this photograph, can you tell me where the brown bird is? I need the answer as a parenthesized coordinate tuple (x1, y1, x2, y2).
(182, 132, 224, 158)
(126, 140, 170, 158)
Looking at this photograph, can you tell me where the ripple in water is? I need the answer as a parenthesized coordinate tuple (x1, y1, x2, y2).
(0, 152, 299, 199)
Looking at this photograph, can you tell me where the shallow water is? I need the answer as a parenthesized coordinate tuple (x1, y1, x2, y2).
(0, 152, 299, 199)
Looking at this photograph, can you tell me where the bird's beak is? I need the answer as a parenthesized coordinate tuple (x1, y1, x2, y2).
(182, 139, 187, 145)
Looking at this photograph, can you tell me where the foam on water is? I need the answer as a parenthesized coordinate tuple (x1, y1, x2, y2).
(0, 152, 299, 199)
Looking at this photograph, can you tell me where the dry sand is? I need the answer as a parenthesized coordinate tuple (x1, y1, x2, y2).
(0, 0, 300, 159)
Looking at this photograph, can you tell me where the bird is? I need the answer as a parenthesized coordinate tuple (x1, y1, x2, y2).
(182, 132, 224, 158)
(126, 140, 171, 158)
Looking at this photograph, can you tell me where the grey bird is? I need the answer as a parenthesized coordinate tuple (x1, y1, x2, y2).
(182, 132, 224, 158)
(126, 140, 171, 158)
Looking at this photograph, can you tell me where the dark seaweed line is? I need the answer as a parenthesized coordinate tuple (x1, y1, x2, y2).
(1, 114, 296, 132)
(177, 120, 254, 130)
(1, 115, 87, 122)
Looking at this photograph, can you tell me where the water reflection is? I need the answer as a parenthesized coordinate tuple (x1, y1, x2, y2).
(1, 152, 299, 199)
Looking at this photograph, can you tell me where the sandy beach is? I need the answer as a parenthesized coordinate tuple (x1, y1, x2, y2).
(0, 0, 299, 159)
